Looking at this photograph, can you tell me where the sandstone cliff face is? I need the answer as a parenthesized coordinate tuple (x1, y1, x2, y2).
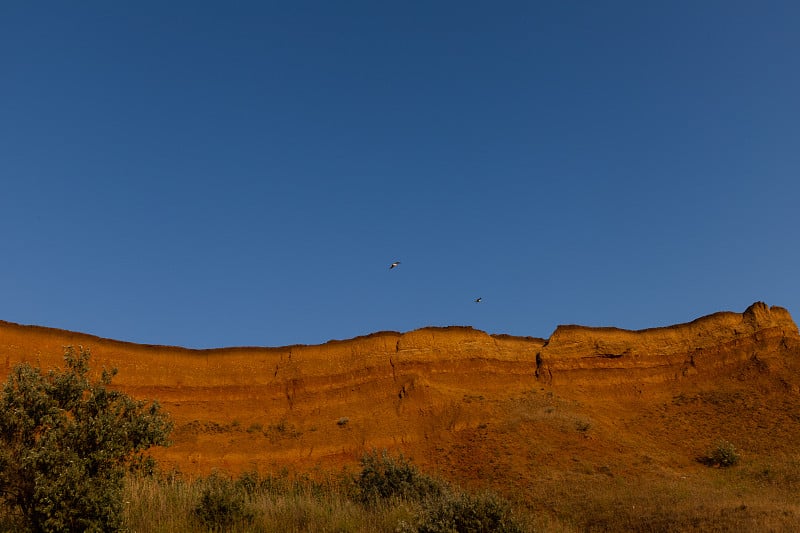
(0, 302, 797, 476)
(3, 303, 794, 391)
(0, 324, 545, 394)
(536, 302, 800, 387)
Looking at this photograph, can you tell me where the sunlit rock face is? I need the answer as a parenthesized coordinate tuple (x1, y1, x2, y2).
(537, 302, 799, 386)
(0, 302, 798, 480)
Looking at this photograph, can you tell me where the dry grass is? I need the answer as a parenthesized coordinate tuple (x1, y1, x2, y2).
(122, 472, 419, 533)
(514, 456, 800, 533)
(118, 455, 800, 533)
(1, 451, 795, 532)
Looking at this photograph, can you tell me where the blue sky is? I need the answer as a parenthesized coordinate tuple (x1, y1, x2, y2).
(2, 1, 798, 349)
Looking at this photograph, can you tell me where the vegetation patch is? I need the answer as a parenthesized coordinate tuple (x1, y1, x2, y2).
(417, 491, 523, 533)
(193, 473, 255, 531)
(702, 439, 741, 467)
(356, 450, 443, 505)
(0, 347, 171, 532)
(265, 418, 302, 440)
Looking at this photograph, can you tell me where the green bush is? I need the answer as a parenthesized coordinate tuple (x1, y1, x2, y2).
(356, 452, 526, 531)
(417, 491, 524, 533)
(0, 347, 172, 532)
(193, 473, 255, 530)
(356, 450, 443, 505)
(706, 440, 740, 467)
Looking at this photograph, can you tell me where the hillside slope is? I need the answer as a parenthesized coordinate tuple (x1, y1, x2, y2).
(1, 302, 798, 504)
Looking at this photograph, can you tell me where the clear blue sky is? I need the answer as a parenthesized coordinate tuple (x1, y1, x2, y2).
(2, 1, 798, 349)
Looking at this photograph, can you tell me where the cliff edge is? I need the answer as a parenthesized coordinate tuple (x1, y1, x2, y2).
(536, 302, 799, 386)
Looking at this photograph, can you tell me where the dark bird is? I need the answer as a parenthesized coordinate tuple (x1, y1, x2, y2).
(475, 297, 482, 303)
(390, 261, 401, 269)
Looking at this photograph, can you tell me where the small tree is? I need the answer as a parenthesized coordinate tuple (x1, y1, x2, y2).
(0, 347, 172, 532)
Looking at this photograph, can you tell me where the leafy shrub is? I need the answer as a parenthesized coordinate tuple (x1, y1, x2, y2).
(194, 473, 254, 530)
(356, 450, 443, 504)
(705, 440, 740, 467)
(417, 491, 524, 533)
(0, 347, 172, 532)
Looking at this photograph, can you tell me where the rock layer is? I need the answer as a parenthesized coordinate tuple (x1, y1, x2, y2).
(0, 302, 798, 477)
(536, 302, 799, 387)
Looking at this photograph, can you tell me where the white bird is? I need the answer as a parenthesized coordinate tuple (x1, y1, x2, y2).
(389, 261, 401, 269)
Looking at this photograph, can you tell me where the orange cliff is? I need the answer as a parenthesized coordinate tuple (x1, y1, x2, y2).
(536, 302, 800, 388)
(0, 302, 798, 478)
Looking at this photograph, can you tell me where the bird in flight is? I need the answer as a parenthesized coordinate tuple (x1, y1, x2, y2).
(390, 261, 401, 269)
(475, 297, 482, 303)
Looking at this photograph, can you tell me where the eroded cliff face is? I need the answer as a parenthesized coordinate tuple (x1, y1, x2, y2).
(536, 302, 800, 387)
(0, 302, 798, 478)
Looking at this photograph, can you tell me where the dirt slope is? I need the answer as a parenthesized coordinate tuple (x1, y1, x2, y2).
(1, 302, 798, 498)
